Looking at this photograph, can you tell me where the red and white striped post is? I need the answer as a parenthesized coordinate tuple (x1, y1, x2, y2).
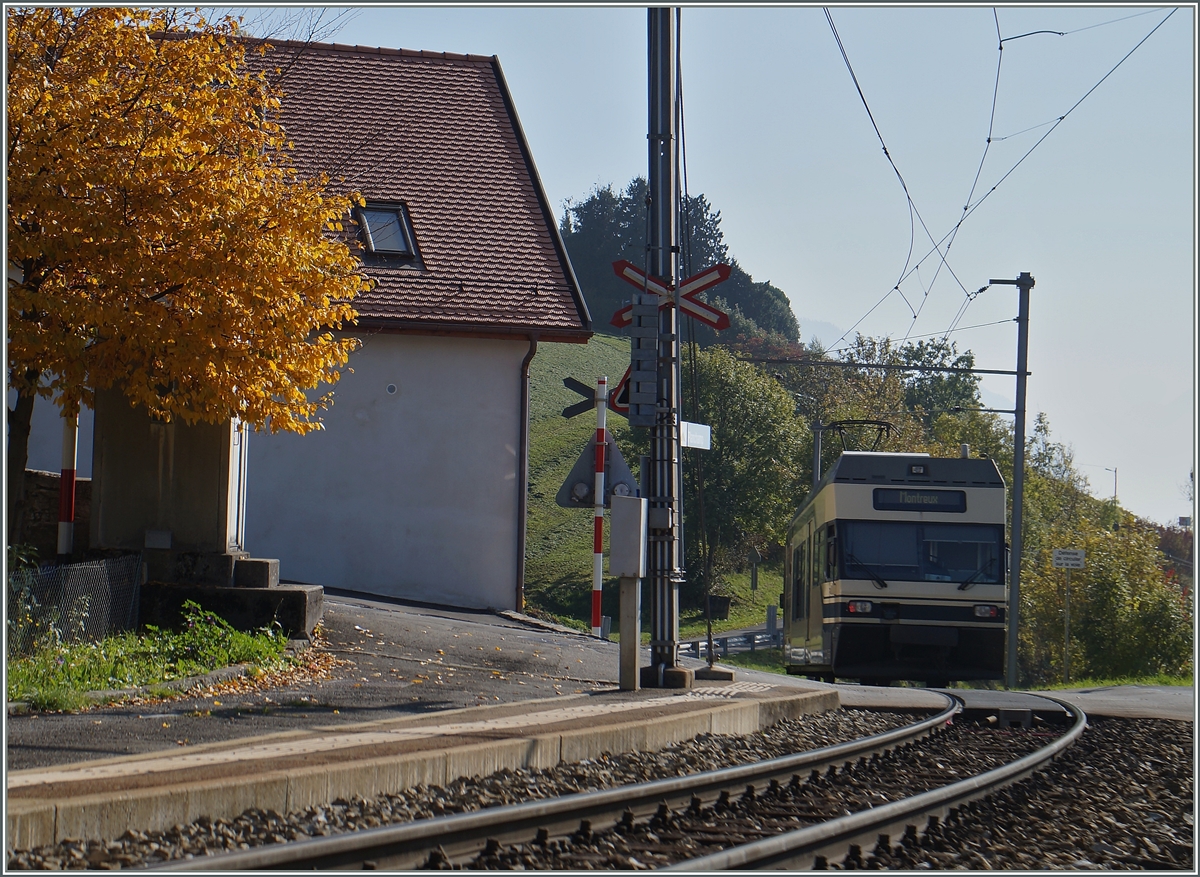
(592, 376, 608, 637)
(57, 411, 79, 561)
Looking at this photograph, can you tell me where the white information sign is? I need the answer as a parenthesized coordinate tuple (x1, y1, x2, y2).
(680, 421, 711, 450)
(1052, 549, 1086, 569)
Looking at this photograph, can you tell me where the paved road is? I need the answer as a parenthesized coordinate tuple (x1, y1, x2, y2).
(6, 594, 1192, 771)
(1047, 685, 1194, 722)
(5, 595, 628, 771)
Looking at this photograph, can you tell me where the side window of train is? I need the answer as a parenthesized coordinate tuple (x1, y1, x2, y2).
(792, 545, 805, 620)
(815, 526, 827, 583)
(825, 523, 838, 581)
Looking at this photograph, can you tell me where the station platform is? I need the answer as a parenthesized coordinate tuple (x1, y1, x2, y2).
(6, 680, 839, 850)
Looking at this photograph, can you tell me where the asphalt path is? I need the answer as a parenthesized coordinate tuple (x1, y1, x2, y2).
(5, 594, 1193, 772)
(5, 594, 629, 772)
(1047, 684, 1194, 722)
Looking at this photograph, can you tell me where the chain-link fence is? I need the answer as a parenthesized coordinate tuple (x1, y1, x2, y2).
(6, 554, 142, 657)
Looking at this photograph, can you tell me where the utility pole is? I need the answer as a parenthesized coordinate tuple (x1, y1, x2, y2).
(812, 420, 823, 488)
(642, 7, 691, 689)
(990, 272, 1034, 690)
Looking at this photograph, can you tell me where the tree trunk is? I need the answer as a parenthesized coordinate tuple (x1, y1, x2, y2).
(7, 378, 38, 546)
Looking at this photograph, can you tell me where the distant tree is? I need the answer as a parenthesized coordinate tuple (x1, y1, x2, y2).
(1015, 417, 1192, 684)
(680, 346, 808, 602)
(558, 180, 647, 327)
(898, 338, 981, 421)
(6, 7, 369, 541)
(559, 178, 799, 342)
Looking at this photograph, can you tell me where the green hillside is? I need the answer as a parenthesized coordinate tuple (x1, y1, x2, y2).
(524, 336, 778, 637)
(525, 335, 633, 627)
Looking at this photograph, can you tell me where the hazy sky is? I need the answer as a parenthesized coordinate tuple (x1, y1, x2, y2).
(263, 4, 1194, 526)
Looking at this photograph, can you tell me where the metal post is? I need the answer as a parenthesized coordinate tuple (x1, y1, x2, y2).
(620, 576, 641, 690)
(56, 411, 79, 562)
(592, 376, 608, 637)
(1064, 568, 1071, 685)
(991, 272, 1034, 689)
(812, 420, 823, 488)
(643, 7, 689, 688)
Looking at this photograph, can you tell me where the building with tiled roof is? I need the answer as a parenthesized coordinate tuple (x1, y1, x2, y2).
(258, 41, 590, 341)
(241, 40, 592, 609)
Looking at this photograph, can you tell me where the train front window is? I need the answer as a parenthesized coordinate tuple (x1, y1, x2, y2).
(838, 521, 1003, 585)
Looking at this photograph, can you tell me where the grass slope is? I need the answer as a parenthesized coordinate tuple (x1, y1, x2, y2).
(525, 336, 780, 637)
(526, 336, 633, 627)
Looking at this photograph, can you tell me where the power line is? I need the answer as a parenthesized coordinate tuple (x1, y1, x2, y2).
(833, 7, 1177, 353)
(960, 8, 1178, 221)
(744, 357, 1025, 378)
(822, 7, 973, 355)
(816, 315, 1012, 360)
(1063, 7, 1167, 37)
(934, 10, 1005, 342)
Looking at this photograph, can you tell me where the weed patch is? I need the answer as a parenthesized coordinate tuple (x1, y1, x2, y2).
(6, 601, 292, 709)
(716, 648, 788, 675)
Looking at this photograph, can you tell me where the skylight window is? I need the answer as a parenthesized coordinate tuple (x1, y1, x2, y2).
(358, 205, 415, 256)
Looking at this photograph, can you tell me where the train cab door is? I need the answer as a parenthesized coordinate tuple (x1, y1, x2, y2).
(789, 537, 807, 663)
(798, 520, 817, 660)
(808, 524, 829, 663)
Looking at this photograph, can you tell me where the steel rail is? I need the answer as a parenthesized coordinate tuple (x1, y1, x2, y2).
(669, 693, 1087, 870)
(154, 695, 959, 870)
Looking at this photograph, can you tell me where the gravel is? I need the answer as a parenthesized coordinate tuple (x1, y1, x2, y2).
(5, 713, 1192, 870)
(5, 708, 909, 869)
(855, 717, 1194, 871)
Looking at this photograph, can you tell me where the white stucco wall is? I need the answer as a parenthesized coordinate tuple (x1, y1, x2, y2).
(245, 333, 528, 610)
(7, 389, 94, 477)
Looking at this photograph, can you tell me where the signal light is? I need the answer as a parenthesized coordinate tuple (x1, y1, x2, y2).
(974, 604, 1000, 618)
(847, 601, 873, 614)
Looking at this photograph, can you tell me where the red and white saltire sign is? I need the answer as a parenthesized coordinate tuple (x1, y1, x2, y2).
(609, 260, 732, 331)
(608, 365, 633, 415)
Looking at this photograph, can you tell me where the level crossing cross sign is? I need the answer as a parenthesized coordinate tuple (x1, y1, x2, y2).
(608, 260, 732, 331)
(607, 261, 733, 422)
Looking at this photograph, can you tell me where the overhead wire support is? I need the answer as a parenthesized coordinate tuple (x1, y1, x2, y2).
(743, 358, 1026, 378)
(640, 6, 689, 689)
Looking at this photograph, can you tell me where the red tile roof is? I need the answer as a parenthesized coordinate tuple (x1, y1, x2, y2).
(251, 41, 591, 342)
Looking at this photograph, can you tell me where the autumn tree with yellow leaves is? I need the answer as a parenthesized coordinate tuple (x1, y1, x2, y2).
(6, 7, 370, 540)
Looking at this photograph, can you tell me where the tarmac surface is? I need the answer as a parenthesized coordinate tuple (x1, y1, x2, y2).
(5, 592, 1193, 774)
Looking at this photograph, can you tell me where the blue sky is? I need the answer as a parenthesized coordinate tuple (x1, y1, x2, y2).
(252, 4, 1194, 526)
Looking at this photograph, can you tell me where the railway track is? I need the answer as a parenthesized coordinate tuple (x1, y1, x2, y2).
(155, 694, 1085, 870)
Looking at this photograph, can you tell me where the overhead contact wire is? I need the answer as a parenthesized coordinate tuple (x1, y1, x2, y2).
(823, 8, 973, 352)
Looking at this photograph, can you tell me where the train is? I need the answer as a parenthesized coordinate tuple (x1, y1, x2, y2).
(783, 450, 1008, 686)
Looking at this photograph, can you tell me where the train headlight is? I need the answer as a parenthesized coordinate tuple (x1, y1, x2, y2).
(847, 601, 873, 614)
(974, 604, 1000, 618)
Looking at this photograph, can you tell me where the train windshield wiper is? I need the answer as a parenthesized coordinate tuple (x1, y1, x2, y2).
(957, 558, 996, 591)
(845, 552, 888, 589)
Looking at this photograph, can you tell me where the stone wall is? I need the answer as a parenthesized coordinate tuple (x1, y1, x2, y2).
(18, 470, 91, 560)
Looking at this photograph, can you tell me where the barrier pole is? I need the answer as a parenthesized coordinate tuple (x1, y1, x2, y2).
(592, 376, 608, 637)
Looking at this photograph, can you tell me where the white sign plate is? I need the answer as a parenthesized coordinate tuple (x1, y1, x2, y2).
(681, 421, 711, 450)
(1052, 549, 1086, 569)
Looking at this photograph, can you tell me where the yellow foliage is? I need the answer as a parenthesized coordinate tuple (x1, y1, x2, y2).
(6, 7, 370, 433)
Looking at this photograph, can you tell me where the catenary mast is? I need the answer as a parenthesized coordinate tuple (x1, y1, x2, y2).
(642, 7, 691, 688)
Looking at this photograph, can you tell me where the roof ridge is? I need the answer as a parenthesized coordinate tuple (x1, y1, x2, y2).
(252, 37, 496, 64)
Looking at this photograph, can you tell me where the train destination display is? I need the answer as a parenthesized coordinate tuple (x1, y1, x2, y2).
(873, 488, 968, 513)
